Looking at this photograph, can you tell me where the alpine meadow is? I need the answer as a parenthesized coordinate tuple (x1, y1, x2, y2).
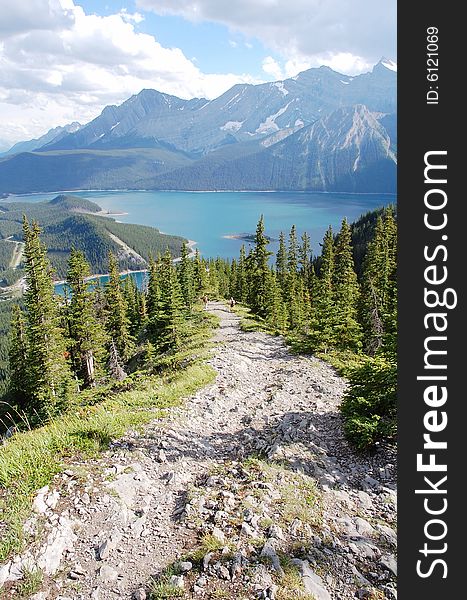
(0, 1, 398, 599)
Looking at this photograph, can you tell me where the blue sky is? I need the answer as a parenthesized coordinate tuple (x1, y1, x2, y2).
(0, 0, 396, 148)
(77, 0, 276, 78)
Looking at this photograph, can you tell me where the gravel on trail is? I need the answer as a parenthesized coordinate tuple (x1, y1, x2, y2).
(0, 301, 396, 599)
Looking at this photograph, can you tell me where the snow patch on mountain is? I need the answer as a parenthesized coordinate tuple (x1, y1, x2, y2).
(381, 58, 397, 72)
(273, 81, 289, 97)
(220, 121, 244, 132)
(255, 101, 293, 134)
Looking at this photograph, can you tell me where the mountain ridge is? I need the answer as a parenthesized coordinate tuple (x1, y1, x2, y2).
(0, 60, 396, 194)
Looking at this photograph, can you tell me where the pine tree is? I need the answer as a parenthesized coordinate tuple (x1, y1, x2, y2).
(178, 241, 194, 310)
(65, 249, 107, 388)
(285, 225, 304, 329)
(215, 257, 230, 298)
(235, 245, 247, 303)
(229, 259, 238, 299)
(122, 275, 140, 336)
(313, 226, 336, 352)
(138, 291, 148, 328)
(250, 216, 272, 317)
(381, 208, 397, 353)
(21, 217, 74, 417)
(143, 339, 157, 373)
(151, 249, 185, 352)
(266, 270, 288, 333)
(8, 304, 29, 410)
(333, 218, 362, 350)
(360, 210, 397, 354)
(192, 249, 208, 297)
(146, 256, 160, 317)
(276, 232, 287, 291)
(207, 259, 219, 298)
(104, 253, 133, 361)
(299, 231, 314, 293)
(107, 340, 127, 381)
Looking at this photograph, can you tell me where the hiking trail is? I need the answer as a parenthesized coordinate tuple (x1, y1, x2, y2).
(0, 301, 397, 600)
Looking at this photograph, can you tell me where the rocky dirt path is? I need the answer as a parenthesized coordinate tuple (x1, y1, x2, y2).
(0, 302, 397, 600)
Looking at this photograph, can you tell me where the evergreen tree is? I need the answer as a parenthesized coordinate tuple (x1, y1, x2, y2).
(235, 245, 247, 303)
(151, 249, 185, 352)
(266, 270, 288, 333)
(122, 275, 140, 336)
(287, 225, 298, 276)
(276, 232, 287, 291)
(65, 249, 107, 388)
(21, 217, 74, 417)
(360, 210, 397, 354)
(192, 249, 208, 296)
(8, 304, 29, 410)
(178, 241, 194, 310)
(333, 219, 362, 350)
(104, 253, 133, 361)
(146, 256, 160, 318)
(138, 292, 148, 329)
(381, 208, 397, 353)
(143, 339, 157, 373)
(299, 231, 314, 293)
(244, 246, 256, 307)
(215, 257, 230, 298)
(207, 258, 219, 298)
(107, 340, 127, 381)
(229, 259, 238, 299)
(313, 226, 336, 352)
(250, 216, 272, 317)
(286, 225, 304, 329)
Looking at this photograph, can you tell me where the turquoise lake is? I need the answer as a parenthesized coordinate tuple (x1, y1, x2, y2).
(6, 190, 395, 260)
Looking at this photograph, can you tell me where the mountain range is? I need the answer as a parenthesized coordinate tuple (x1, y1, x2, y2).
(0, 59, 397, 194)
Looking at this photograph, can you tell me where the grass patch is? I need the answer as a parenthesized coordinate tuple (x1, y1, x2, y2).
(15, 567, 43, 597)
(314, 348, 368, 377)
(150, 579, 185, 599)
(211, 590, 230, 599)
(0, 311, 217, 563)
(244, 458, 323, 530)
(234, 305, 278, 336)
(188, 533, 226, 563)
(276, 554, 315, 600)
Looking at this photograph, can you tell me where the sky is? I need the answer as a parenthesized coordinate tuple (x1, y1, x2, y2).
(0, 0, 396, 149)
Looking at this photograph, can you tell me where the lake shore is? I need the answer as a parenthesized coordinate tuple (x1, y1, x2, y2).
(94, 210, 129, 218)
(52, 239, 197, 287)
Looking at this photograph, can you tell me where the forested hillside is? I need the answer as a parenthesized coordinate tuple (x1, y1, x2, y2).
(0, 194, 186, 285)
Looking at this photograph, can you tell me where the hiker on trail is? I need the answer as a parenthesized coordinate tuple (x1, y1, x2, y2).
(229, 297, 236, 312)
(202, 294, 208, 309)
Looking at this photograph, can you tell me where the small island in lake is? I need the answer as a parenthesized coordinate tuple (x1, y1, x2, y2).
(223, 233, 276, 243)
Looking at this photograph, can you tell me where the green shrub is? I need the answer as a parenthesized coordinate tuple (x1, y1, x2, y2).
(340, 355, 396, 449)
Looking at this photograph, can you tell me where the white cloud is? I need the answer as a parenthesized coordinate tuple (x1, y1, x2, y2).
(262, 56, 284, 81)
(0, 0, 263, 146)
(0, 0, 74, 38)
(118, 9, 145, 24)
(136, 0, 396, 72)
